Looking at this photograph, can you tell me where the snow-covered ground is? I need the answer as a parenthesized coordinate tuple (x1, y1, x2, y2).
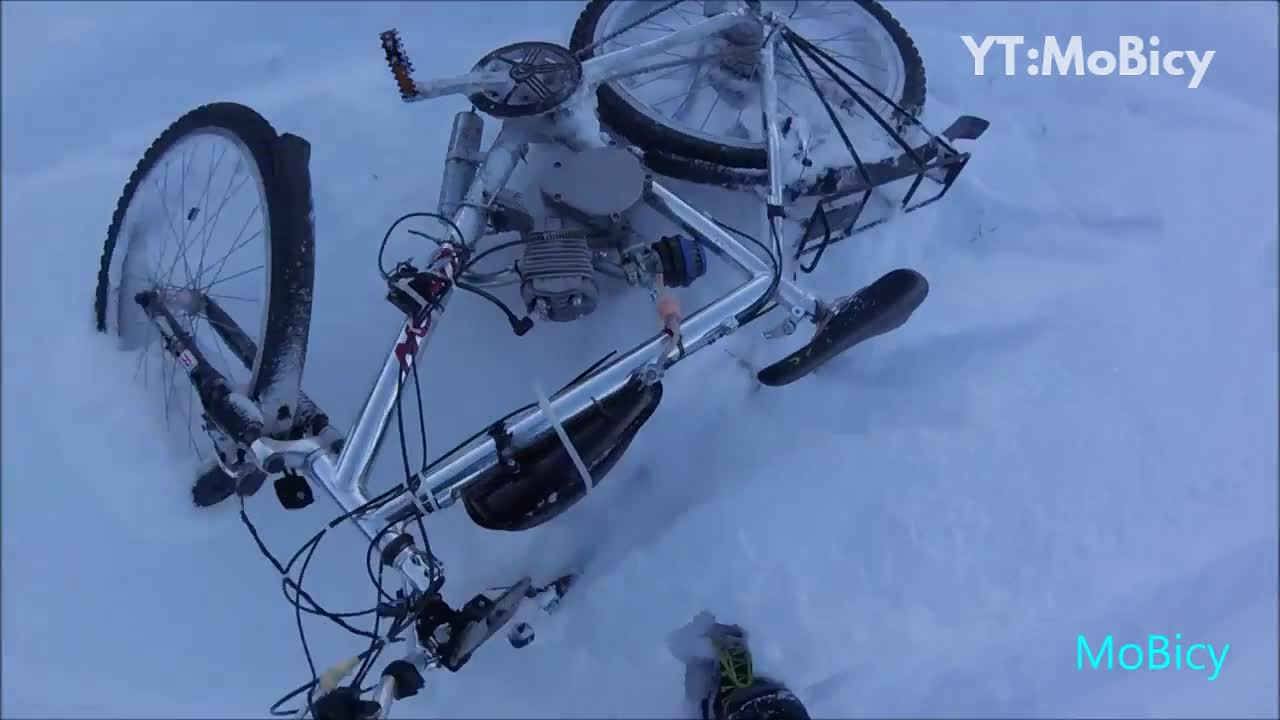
(3, 1, 1276, 717)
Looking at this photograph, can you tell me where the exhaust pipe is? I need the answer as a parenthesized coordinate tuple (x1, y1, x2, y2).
(437, 110, 484, 218)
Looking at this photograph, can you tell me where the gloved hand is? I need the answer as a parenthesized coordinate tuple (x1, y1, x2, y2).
(667, 612, 810, 720)
(667, 613, 754, 715)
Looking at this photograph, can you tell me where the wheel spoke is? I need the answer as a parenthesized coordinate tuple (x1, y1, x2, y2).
(192, 143, 229, 286)
(179, 149, 189, 277)
(639, 19, 679, 33)
(205, 263, 264, 290)
(593, 0, 908, 153)
(155, 163, 192, 288)
(106, 122, 275, 469)
(200, 228, 263, 291)
(700, 92, 722, 131)
(205, 291, 259, 304)
(671, 6, 698, 25)
(671, 59, 712, 122)
(627, 61, 700, 91)
(194, 169, 253, 289)
(192, 143, 235, 286)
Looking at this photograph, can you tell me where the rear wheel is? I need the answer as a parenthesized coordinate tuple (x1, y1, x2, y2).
(570, 0, 927, 191)
(94, 102, 315, 501)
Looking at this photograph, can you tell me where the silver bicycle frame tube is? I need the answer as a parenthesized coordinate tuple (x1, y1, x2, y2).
(758, 26, 791, 266)
(250, 126, 528, 574)
(349, 175, 817, 531)
(374, 676, 397, 718)
(580, 8, 749, 87)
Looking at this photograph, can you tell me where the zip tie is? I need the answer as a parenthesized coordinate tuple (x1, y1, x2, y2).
(316, 655, 361, 696)
(408, 480, 434, 519)
(533, 382, 593, 496)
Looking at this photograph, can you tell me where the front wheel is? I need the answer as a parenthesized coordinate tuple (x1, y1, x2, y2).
(569, 0, 927, 192)
(94, 102, 315, 498)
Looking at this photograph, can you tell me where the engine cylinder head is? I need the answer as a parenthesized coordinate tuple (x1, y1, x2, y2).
(519, 229, 599, 323)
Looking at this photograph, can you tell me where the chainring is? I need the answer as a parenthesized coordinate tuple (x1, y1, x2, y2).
(469, 41, 583, 118)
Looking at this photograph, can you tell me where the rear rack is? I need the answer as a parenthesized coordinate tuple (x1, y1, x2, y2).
(779, 27, 989, 271)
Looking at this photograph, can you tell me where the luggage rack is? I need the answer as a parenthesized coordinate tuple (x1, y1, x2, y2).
(777, 29, 990, 272)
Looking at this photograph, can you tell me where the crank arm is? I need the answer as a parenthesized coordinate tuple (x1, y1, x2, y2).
(444, 579, 531, 670)
(411, 70, 512, 101)
(359, 575, 572, 719)
(381, 28, 509, 103)
(581, 8, 748, 87)
(413, 579, 531, 674)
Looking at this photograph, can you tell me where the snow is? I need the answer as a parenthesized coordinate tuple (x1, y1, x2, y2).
(2, 1, 1276, 717)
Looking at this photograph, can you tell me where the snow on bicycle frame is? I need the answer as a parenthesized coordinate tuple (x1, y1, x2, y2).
(105, 1, 988, 716)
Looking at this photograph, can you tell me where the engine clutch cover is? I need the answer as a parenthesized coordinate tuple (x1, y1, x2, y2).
(540, 146, 646, 220)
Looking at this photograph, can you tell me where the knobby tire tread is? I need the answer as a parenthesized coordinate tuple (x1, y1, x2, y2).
(93, 102, 315, 422)
(568, 0, 927, 193)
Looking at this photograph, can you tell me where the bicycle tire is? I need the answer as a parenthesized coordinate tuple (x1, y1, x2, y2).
(94, 102, 315, 438)
(569, 0, 927, 190)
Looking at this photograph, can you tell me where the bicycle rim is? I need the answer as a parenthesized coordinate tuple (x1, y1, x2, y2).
(107, 127, 272, 461)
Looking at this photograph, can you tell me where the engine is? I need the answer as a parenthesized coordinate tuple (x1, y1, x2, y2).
(438, 113, 708, 325)
(514, 146, 638, 322)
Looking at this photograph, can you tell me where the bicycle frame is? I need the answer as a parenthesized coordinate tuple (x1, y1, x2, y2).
(94, 0, 985, 713)
(248, 5, 823, 602)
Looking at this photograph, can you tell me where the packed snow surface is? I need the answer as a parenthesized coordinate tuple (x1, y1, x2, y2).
(3, 1, 1276, 717)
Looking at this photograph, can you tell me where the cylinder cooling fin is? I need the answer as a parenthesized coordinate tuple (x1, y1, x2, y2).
(519, 229, 600, 323)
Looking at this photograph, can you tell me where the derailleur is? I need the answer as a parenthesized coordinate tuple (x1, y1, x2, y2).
(414, 575, 574, 672)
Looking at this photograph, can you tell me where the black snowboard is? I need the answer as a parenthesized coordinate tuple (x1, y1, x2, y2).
(758, 268, 928, 386)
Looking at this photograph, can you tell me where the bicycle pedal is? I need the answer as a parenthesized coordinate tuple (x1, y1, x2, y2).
(192, 464, 239, 508)
(236, 470, 268, 498)
(380, 28, 418, 102)
(274, 471, 314, 510)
